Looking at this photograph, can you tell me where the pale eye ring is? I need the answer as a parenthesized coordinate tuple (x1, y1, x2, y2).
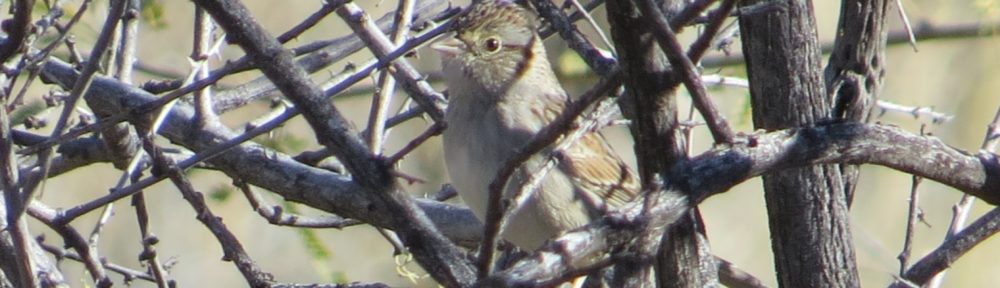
(483, 38, 501, 52)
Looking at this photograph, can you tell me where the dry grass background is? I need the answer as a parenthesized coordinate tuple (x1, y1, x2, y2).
(23, 0, 1000, 287)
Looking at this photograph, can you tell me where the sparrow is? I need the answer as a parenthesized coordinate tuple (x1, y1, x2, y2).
(434, 0, 639, 250)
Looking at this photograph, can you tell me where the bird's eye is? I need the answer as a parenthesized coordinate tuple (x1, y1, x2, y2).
(483, 38, 501, 53)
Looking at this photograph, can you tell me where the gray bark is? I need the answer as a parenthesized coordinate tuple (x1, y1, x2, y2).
(738, 0, 861, 286)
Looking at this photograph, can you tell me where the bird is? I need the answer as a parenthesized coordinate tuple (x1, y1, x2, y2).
(434, 0, 639, 250)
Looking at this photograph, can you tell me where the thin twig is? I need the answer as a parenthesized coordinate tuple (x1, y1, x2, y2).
(386, 123, 444, 165)
(366, 1, 417, 253)
(893, 0, 919, 51)
(56, 107, 299, 222)
(109, 7, 170, 278)
(686, 0, 737, 61)
(336, 3, 447, 122)
(47, 35, 448, 221)
(0, 64, 34, 288)
(980, 103, 1000, 153)
(276, 1, 345, 43)
(875, 100, 954, 124)
(701, 21, 1000, 68)
(142, 0, 451, 99)
(669, 0, 719, 29)
(898, 144, 924, 274)
(193, 6, 220, 126)
(636, 0, 734, 143)
(367, 0, 415, 154)
(114, 0, 140, 82)
(236, 182, 363, 228)
(27, 202, 112, 287)
(138, 129, 274, 287)
(897, 206, 1000, 287)
(27, 20, 449, 158)
(530, 0, 616, 75)
(683, 0, 739, 153)
(564, 0, 615, 55)
(917, 100, 1000, 287)
(28, 0, 94, 68)
(130, 167, 172, 288)
(37, 240, 159, 284)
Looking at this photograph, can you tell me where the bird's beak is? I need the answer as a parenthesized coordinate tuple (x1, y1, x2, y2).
(431, 36, 465, 58)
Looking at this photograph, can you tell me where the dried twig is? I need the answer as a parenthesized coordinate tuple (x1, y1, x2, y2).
(636, 0, 734, 143)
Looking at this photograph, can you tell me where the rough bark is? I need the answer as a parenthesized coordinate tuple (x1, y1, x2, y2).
(825, 0, 891, 205)
(738, 0, 861, 286)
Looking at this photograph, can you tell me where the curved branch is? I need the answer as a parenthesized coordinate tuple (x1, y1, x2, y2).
(682, 124, 1000, 204)
(39, 55, 1000, 286)
(490, 123, 1000, 285)
(38, 57, 483, 245)
(896, 206, 1000, 286)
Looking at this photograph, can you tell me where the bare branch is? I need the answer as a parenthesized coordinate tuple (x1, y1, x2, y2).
(37, 55, 1000, 268)
(27, 203, 111, 287)
(489, 123, 1000, 284)
(636, 0, 734, 144)
(189, 1, 474, 285)
(335, 3, 446, 122)
(236, 182, 363, 228)
(37, 237, 159, 284)
(897, 207, 1000, 286)
(138, 129, 273, 287)
(701, 21, 1000, 68)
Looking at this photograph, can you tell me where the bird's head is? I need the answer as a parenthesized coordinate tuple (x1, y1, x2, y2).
(433, 0, 546, 96)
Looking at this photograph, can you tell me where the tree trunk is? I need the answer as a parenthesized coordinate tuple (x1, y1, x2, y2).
(738, 0, 861, 286)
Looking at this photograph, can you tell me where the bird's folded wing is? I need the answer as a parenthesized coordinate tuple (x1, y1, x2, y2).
(558, 132, 640, 210)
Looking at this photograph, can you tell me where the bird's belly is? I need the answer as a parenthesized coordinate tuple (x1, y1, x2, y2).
(442, 115, 513, 222)
(442, 114, 592, 249)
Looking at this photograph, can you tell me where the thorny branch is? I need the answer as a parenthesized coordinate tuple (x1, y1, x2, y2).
(0, 0, 997, 287)
(37, 55, 1000, 283)
(190, 0, 475, 286)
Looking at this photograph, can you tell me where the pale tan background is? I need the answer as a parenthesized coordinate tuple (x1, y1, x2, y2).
(27, 0, 1000, 287)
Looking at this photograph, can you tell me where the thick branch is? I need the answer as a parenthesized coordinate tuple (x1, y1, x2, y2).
(39, 57, 1000, 285)
(899, 205, 1000, 285)
(40, 57, 480, 283)
(490, 123, 1000, 284)
(681, 124, 999, 203)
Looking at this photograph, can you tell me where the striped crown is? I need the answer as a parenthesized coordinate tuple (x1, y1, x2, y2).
(454, 0, 537, 33)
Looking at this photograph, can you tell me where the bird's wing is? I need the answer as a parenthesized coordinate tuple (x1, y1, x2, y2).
(557, 132, 640, 210)
(528, 94, 640, 211)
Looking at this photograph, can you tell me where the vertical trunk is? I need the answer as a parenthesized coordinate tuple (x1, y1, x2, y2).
(825, 0, 891, 205)
(738, 0, 860, 286)
(606, 0, 718, 286)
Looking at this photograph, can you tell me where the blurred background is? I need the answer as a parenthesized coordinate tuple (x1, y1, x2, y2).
(24, 0, 1000, 287)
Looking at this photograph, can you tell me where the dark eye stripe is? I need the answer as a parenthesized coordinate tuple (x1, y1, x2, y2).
(501, 44, 521, 49)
